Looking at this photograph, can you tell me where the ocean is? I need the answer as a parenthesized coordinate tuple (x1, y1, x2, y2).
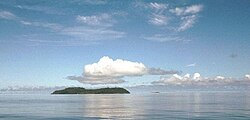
(0, 92, 250, 120)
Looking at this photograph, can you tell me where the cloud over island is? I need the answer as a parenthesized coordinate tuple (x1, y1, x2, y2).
(67, 56, 178, 85)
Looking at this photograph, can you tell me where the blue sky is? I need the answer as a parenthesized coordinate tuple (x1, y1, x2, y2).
(0, 0, 250, 88)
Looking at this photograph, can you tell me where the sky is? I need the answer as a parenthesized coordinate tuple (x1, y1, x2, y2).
(0, 0, 250, 89)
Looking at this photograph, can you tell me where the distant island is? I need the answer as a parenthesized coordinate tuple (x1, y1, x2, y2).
(152, 91, 160, 94)
(52, 87, 130, 94)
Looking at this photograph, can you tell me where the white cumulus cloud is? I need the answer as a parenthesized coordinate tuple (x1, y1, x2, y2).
(152, 73, 250, 86)
(67, 56, 178, 85)
(245, 74, 250, 80)
(193, 73, 202, 81)
(215, 76, 225, 80)
(84, 56, 148, 77)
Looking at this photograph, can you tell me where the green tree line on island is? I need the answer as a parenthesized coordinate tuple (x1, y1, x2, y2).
(52, 87, 130, 94)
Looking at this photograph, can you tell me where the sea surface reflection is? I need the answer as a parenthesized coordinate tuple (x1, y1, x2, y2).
(0, 92, 250, 119)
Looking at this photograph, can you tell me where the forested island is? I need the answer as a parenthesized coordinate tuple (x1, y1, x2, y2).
(52, 87, 130, 94)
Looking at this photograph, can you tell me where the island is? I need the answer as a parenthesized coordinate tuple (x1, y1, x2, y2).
(51, 87, 130, 94)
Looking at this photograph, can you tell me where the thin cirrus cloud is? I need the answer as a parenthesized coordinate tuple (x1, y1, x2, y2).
(169, 4, 203, 16)
(135, 2, 203, 43)
(76, 13, 114, 27)
(186, 63, 196, 67)
(1, 10, 125, 45)
(133, 2, 169, 26)
(1, 2, 203, 45)
(0, 10, 62, 31)
(69, 13, 126, 41)
(59, 13, 125, 42)
(135, 2, 203, 31)
(177, 14, 197, 31)
(152, 73, 250, 86)
(149, 2, 168, 12)
(0, 11, 16, 20)
(20, 21, 63, 30)
(169, 4, 203, 31)
(67, 56, 178, 85)
(142, 34, 189, 42)
(83, 0, 108, 5)
(149, 13, 168, 26)
(16, 5, 65, 15)
(61, 26, 125, 41)
(148, 2, 169, 26)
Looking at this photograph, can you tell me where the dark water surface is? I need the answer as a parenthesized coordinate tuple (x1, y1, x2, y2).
(0, 92, 250, 120)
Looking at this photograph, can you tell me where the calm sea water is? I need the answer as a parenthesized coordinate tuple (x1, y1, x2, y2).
(0, 92, 250, 120)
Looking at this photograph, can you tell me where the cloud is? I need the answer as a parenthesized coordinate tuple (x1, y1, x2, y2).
(84, 56, 148, 77)
(147, 68, 179, 75)
(142, 34, 190, 42)
(76, 13, 114, 27)
(152, 73, 250, 86)
(193, 73, 202, 81)
(0, 11, 16, 20)
(0, 86, 66, 92)
(67, 76, 125, 85)
(67, 56, 177, 85)
(169, 4, 203, 31)
(137, 3, 202, 29)
(169, 7, 184, 16)
(67, 13, 126, 42)
(0, 5, 125, 46)
(185, 4, 203, 14)
(149, 2, 168, 14)
(16, 5, 64, 15)
(83, 0, 108, 5)
(245, 74, 250, 80)
(0, 10, 62, 32)
(186, 63, 196, 67)
(0, 10, 62, 31)
(61, 26, 125, 41)
(133, 2, 168, 26)
(20, 21, 63, 30)
(67, 56, 146, 85)
(17, 22, 125, 46)
(215, 76, 225, 80)
(134, 2, 167, 12)
(134, 2, 203, 43)
(170, 4, 203, 16)
(178, 15, 197, 31)
(18, 13, 125, 44)
(149, 14, 168, 26)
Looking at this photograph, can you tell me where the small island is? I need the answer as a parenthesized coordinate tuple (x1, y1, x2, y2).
(52, 87, 130, 94)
